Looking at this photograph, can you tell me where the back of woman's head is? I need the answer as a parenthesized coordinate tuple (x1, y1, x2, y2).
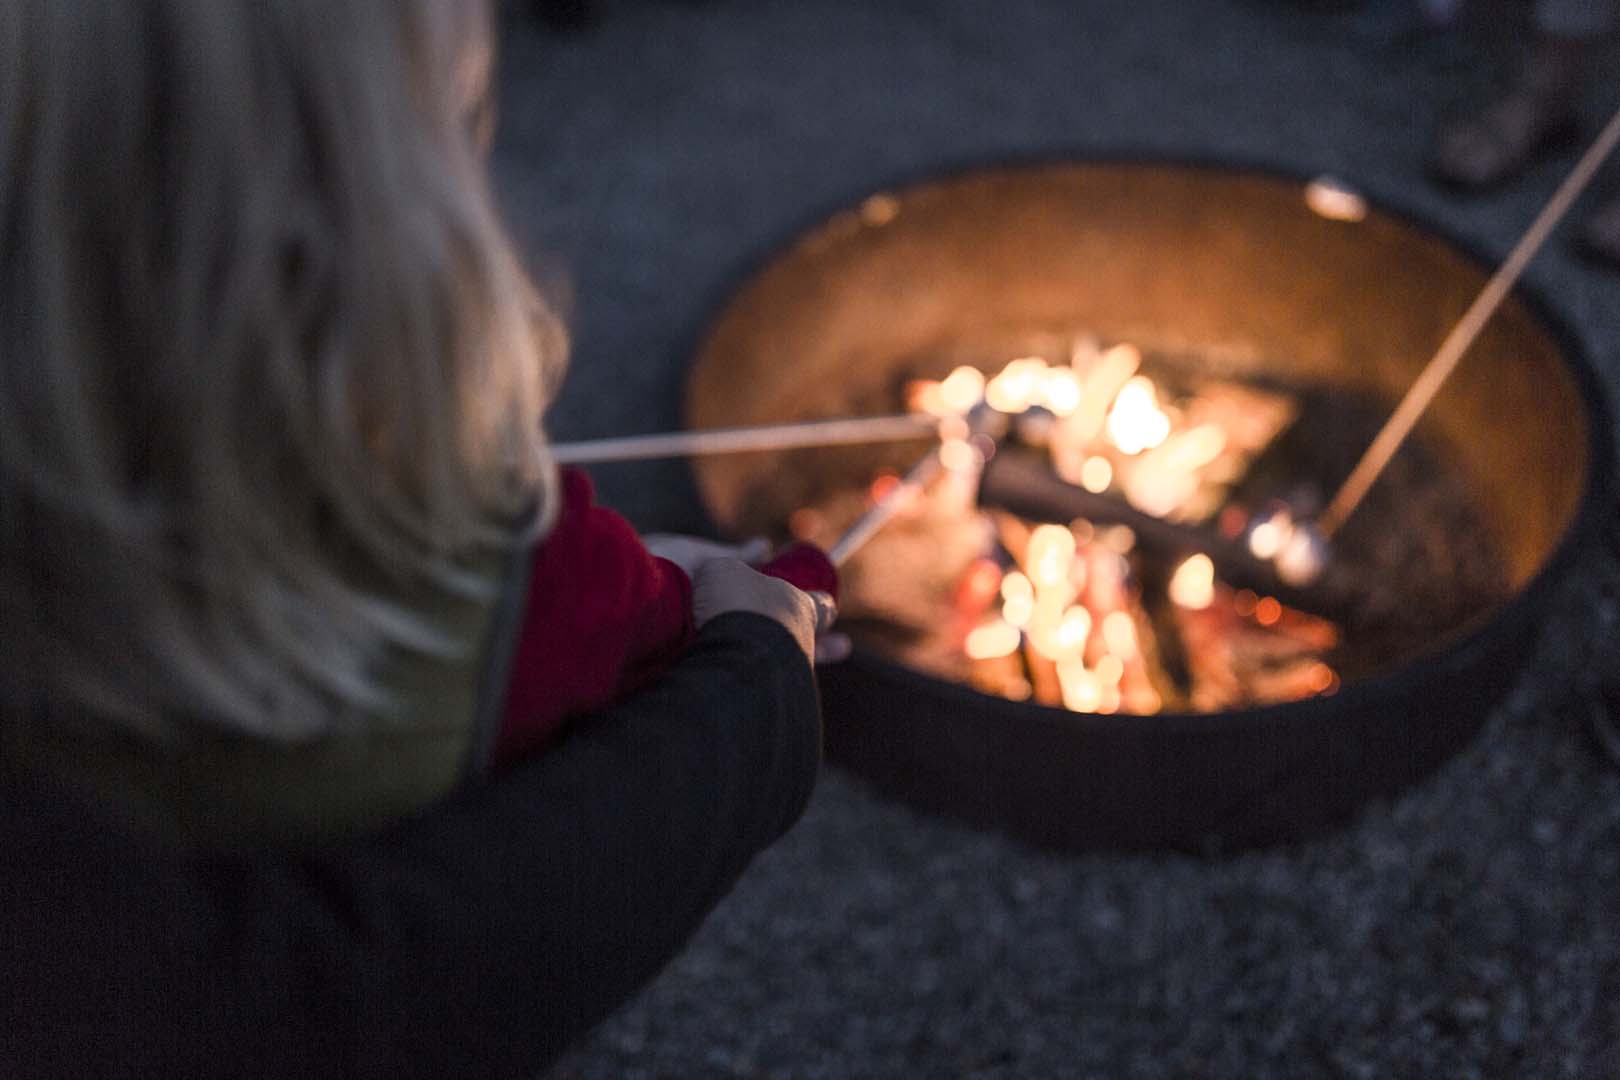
(0, 0, 563, 739)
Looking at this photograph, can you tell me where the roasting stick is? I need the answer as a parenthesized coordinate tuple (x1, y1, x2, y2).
(551, 413, 936, 464)
(1318, 101, 1620, 539)
(827, 449, 945, 567)
(552, 412, 946, 566)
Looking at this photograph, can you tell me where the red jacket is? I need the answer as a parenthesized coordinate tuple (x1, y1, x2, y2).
(496, 468, 836, 764)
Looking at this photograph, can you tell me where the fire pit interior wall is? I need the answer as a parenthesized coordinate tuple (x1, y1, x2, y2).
(687, 163, 1602, 852)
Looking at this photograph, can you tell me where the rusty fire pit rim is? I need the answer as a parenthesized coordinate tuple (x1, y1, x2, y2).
(679, 153, 1618, 729)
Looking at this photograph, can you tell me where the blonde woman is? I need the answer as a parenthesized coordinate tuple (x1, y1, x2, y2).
(1, 1, 829, 1074)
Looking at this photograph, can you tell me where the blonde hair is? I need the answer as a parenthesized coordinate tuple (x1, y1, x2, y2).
(0, 0, 564, 740)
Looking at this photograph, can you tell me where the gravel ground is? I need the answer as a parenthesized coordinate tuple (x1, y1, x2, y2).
(489, 1, 1620, 1075)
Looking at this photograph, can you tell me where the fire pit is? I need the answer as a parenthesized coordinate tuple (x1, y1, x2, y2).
(686, 162, 1614, 852)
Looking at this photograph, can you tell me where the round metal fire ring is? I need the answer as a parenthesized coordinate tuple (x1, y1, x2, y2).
(685, 161, 1615, 853)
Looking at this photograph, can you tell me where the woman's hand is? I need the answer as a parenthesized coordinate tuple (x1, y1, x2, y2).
(690, 558, 842, 665)
(647, 535, 849, 664)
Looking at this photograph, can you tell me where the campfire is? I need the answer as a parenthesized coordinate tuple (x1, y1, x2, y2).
(777, 340, 1509, 716)
(678, 162, 1605, 851)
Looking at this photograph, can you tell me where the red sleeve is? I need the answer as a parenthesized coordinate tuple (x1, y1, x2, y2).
(757, 542, 839, 602)
(495, 468, 695, 765)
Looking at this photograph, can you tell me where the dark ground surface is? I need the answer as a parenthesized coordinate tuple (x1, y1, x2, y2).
(490, 2, 1620, 1076)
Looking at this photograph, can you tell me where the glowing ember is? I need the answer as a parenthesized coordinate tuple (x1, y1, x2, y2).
(1039, 367, 1084, 416)
(1100, 524, 1136, 555)
(1169, 553, 1216, 610)
(1079, 455, 1113, 493)
(869, 471, 901, 503)
(1057, 659, 1103, 712)
(907, 380, 947, 417)
(1105, 376, 1172, 454)
(1128, 687, 1164, 715)
(1247, 512, 1290, 560)
(1101, 610, 1138, 658)
(985, 357, 1047, 413)
(1275, 524, 1330, 586)
(1000, 570, 1035, 627)
(1026, 524, 1077, 588)
(1306, 662, 1339, 694)
(1058, 343, 1141, 449)
(1027, 591, 1076, 658)
(1066, 549, 1089, 593)
(1162, 424, 1228, 470)
(965, 619, 1022, 660)
(1092, 343, 1142, 388)
(955, 557, 1003, 613)
(939, 365, 987, 414)
(1055, 606, 1093, 657)
(1000, 569, 1034, 603)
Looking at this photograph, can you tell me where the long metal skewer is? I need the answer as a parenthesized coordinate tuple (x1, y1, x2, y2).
(552, 413, 937, 464)
(827, 449, 944, 566)
(1317, 101, 1620, 539)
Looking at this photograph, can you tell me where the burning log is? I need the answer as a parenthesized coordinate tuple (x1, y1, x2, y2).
(978, 449, 1325, 612)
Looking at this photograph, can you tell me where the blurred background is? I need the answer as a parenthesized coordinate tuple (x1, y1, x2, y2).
(489, 2, 1620, 1076)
